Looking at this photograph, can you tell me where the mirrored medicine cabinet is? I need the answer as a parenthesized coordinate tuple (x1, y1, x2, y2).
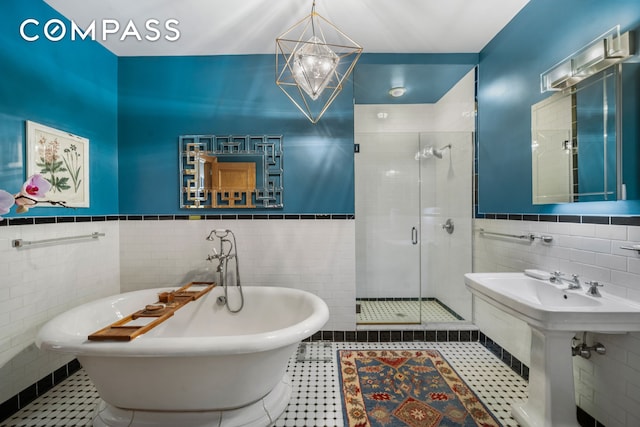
(532, 27, 639, 204)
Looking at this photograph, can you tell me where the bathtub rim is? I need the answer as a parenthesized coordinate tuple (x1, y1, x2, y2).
(36, 286, 329, 357)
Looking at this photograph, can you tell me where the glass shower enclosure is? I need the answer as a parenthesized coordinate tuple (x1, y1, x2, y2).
(354, 131, 473, 325)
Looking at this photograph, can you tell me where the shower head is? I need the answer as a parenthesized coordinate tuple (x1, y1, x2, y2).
(422, 146, 442, 159)
(421, 144, 451, 159)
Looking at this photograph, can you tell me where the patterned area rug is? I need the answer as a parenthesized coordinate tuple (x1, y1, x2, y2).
(338, 349, 502, 427)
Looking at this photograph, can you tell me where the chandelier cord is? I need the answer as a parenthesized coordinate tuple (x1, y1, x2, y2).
(311, 0, 317, 36)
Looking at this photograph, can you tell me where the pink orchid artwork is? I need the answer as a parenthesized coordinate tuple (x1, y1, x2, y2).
(0, 174, 68, 220)
(0, 190, 15, 216)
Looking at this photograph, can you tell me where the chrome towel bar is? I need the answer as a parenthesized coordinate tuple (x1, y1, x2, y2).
(620, 245, 640, 254)
(479, 228, 553, 243)
(12, 232, 105, 248)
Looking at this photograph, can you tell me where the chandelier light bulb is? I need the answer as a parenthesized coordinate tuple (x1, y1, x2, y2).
(292, 36, 340, 100)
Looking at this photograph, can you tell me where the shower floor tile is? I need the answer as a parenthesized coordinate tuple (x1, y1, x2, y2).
(356, 299, 462, 324)
(0, 342, 526, 427)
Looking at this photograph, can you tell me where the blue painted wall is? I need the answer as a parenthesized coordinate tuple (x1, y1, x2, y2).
(0, 0, 118, 218)
(8, 0, 640, 217)
(117, 53, 480, 215)
(117, 55, 355, 214)
(477, 0, 640, 215)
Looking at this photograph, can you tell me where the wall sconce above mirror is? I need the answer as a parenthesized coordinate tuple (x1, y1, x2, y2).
(180, 135, 283, 209)
(541, 25, 634, 92)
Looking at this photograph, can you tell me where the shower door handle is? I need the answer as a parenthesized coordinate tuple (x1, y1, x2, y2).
(411, 227, 418, 245)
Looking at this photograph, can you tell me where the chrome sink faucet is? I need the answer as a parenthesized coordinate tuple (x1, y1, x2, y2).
(550, 271, 582, 289)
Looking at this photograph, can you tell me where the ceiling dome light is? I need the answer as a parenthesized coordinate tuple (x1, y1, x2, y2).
(388, 87, 407, 97)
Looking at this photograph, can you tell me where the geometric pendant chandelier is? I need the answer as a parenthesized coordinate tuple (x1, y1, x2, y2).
(276, 0, 363, 124)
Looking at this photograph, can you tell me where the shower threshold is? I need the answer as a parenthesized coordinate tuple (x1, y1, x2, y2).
(356, 298, 463, 325)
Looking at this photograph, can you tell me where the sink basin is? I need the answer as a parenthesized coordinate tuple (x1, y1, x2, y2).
(464, 272, 640, 427)
(484, 276, 601, 307)
(464, 272, 640, 332)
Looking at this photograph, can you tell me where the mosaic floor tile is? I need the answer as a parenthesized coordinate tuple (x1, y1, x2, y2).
(0, 342, 526, 427)
(356, 300, 463, 324)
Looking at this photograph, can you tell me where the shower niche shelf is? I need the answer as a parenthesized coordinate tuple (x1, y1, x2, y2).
(88, 282, 215, 342)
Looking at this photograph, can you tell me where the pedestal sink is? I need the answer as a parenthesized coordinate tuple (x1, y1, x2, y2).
(464, 272, 640, 427)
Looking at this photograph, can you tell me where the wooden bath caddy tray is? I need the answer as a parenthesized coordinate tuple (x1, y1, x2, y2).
(88, 282, 216, 342)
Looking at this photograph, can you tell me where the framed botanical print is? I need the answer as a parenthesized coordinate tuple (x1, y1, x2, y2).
(26, 121, 89, 208)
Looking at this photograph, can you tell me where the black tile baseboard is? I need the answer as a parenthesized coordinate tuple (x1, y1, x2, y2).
(478, 332, 529, 380)
(0, 359, 81, 423)
(306, 329, 481, 344)
(577, 406, 607, 427)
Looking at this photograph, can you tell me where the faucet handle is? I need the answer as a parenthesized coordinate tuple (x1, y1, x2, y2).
(585, 281, 603, 296)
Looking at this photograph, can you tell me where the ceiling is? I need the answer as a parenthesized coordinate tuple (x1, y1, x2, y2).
(43, 0, 530, 57)
(354, 63, 475, 104)
(41, 0, 529, 105)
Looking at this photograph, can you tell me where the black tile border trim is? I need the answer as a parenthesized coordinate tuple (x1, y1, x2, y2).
(3, 212, 636, 227)
(0, 214, 355, 228)
(304, 329, 481, 345)
(0, 359, 81, 423)
(478, 332, 529, 380)
(481, 213, 640, 226)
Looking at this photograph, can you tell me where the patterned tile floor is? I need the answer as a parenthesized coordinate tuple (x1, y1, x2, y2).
(356, 300, 463, 324)
(1, 342, 526, 427)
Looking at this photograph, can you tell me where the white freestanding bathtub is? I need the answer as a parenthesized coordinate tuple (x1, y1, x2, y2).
(36, 286, 329, 427)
